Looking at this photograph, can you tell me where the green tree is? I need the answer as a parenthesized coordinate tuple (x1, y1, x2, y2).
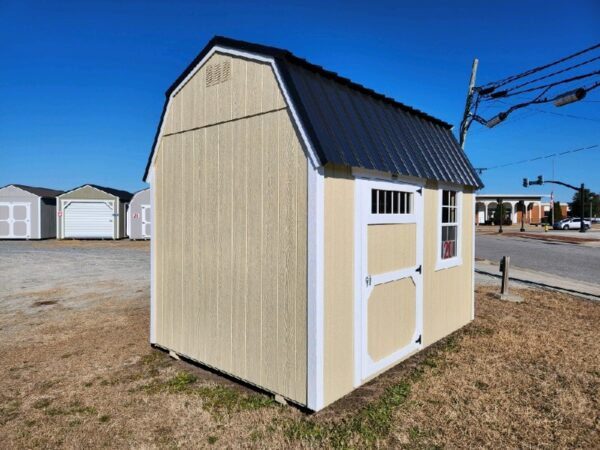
(569, 189, 599, 218)
(553, 201, 563, 222)
(493, 203, 511, 225)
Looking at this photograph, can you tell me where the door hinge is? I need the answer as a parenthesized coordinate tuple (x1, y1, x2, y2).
(365, 275, 372, 286)
(416, 265, 422, 274)
(415, 334, 422, 345)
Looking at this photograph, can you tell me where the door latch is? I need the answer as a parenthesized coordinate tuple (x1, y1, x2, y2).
(365, 275, 372, 286)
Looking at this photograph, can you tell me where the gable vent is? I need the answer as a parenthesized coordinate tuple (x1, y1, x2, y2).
(206, 60, 231, 87)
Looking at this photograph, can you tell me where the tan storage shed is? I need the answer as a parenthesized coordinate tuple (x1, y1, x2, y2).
(57, 184, 132, 239)
(0, 184, 64, 239)
(127, 188, 151, 240)
(143, 37, 483, 411)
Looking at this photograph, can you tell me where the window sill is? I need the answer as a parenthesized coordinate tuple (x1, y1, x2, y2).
(435, 257, 462, 272)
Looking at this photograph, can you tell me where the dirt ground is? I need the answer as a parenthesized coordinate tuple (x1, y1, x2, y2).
(1, 241, 598, 448)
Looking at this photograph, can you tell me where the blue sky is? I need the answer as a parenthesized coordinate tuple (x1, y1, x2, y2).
(0, 0, 598, 201)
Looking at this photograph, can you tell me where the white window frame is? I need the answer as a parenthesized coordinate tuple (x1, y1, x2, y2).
(436, 184, 463, 271)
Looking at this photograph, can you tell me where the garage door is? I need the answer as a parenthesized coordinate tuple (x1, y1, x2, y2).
(0, 202, 31, 238)
(64, 201, 114, 238)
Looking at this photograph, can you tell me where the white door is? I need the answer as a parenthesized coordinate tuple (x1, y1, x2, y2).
(141, 204, 151, 239)
(355, 178, 423, 383)
(0, 202, 31, 238)
(64, 201, 114, 238)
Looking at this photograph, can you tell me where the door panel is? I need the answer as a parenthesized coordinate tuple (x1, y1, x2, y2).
(13, 205, 28, 220)
(0, 202, 31, 238)
(141, 205, 151, 238)
(0, 205, 9, 221)
(356, 178, 423, 382)
(367, 223, 416, 274)
(64, 201, 114, 238)
(367, 278, 416, 362)
(0, 221, 9, 236)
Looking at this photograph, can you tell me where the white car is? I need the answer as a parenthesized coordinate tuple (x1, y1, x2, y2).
(553, 218, 591, 230)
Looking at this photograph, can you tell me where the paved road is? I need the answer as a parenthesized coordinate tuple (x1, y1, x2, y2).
(476, 234, 599, 285)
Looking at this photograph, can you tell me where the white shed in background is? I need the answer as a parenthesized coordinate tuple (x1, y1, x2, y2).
(127, 188, 151, 240)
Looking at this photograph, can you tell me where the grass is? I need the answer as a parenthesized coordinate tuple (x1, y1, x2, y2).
(142, 371, 275, 416)
(2, 281, 598, 448)
(285, 336, 460, 447)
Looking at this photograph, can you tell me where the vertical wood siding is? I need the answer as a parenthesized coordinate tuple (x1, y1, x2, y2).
(323, 165, 355, 406)
(321, 171, 475, 408)
(154, 54, 307, 404)
(423, 186, 474, 346)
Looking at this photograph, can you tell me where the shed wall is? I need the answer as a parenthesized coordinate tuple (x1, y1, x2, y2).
(422, 185, 474, 345)
(322, 173, 475, 406)
(40, 198, 57, 238)
(323, 165, 355, 405)
(154, 54, 308, 404)
(0, 186, 40, 239)
(129, 189, 150, 240)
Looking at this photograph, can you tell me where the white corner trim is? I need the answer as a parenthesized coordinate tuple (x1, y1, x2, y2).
(37, 197, 41, 239)
(435, 183, 463, 272)
(144, 45, 322, 182)
(307, 162, 324, 411)
(148, 167, 157, 344)
(471, 193, 475, 321)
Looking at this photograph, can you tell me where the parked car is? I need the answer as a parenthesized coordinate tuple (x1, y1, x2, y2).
(553, 218, 591, 230)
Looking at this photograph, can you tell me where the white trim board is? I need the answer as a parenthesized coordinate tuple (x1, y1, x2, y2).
(306, 163, 324, 410)
(148, 167, 157, 344)
(144, 45, 322, 183)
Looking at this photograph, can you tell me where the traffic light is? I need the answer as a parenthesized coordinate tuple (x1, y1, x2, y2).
(537, 175, 544, 185)
(523, 178, 529, 188)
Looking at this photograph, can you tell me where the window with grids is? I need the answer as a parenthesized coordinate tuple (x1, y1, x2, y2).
(371, 189, 412, 215)
(441, 190, 458, 259)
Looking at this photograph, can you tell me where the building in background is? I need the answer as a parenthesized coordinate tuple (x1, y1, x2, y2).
(0, 184, 64, 239)
(127, 188, 151, 240)
(57, 184, 132, 239)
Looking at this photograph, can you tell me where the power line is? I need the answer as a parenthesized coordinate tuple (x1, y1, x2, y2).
(496, 100, 600, 123)
(480, 42, 600, 89)
(480, 55, 600, 98)
(476, 144, 599, 173)
(489, 70, 600, 99)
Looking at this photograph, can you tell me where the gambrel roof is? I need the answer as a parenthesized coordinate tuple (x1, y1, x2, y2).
(144, 36, 483, 188)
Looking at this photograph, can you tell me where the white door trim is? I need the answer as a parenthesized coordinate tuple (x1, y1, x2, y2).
(0, 202, 31, 238)
(141, 204, 151, 239)
(353, 176, 424, 384)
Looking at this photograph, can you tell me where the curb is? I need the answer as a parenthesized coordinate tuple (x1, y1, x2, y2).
(475, 268, 600, 301)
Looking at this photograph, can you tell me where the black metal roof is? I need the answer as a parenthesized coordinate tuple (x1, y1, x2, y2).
(60, 184, 133, 202)
(144, 36, 483, 188)
(2, 184, 65, 198)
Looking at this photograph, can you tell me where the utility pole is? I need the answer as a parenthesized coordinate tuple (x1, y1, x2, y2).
(459, 58, 479, 150)
(551, 158, 555, 225)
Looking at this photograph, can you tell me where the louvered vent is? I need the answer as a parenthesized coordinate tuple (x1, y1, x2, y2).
(206, 60, 231, 87)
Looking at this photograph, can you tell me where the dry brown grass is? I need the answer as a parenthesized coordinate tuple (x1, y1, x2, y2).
(0, 283, 598, 448)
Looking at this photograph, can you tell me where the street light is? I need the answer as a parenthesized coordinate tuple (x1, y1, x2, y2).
(553, 88, 587, 107)
(523, 174, 587, 233)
